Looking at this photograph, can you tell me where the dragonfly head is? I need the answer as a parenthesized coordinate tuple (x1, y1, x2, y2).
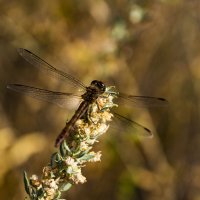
(91, 80, 106, 94)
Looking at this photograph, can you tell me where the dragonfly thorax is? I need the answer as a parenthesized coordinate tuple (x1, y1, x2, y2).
(82, 80, 106, 102)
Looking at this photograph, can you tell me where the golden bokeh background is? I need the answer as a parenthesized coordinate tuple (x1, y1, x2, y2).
(1, 0, 200, 199)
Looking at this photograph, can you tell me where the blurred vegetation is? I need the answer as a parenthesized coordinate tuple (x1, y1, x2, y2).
(0, 0, 200, 199)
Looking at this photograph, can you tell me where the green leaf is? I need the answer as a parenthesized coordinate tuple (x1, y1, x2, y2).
(60, 182, 72, 191)
(60, 140, 71, 157)
(51, 152, 59, 168)
(55, 153, 63, 162)
(63, 140, 72, 153)
(50, 171, 56, 178)
(54, 190, 62, 199)
(74, 146, 92, 158)
(60, 143, 66, 157)
(78, 153, 95, 161)
(23, 171, 31, 195)
(36, 188, 44, 198)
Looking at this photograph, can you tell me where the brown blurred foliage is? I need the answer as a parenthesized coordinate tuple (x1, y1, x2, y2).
(1, 0, 200, 199)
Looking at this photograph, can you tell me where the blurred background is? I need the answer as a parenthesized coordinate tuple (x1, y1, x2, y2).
(0, 0, 200, 199)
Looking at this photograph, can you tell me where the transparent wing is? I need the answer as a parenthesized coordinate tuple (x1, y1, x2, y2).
(117, 93, 168, 107)
(111, 112, 153, 138)
(17, 48, 86, 89)
(7, 84, 82, 109)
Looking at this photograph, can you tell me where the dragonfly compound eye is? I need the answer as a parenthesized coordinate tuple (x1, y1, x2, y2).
(91, 80, 106, 93)
(98, 81, 106, 92)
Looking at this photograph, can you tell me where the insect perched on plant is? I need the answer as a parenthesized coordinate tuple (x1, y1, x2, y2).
(7, 48, 168, 147)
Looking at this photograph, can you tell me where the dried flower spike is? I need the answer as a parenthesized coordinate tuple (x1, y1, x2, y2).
(23, 86, 118, 200)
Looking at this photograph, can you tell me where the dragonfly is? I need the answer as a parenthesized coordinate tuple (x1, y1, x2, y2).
(7, 48, 168, 147)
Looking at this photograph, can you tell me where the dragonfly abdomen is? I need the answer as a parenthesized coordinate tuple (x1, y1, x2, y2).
(55, 101, 89, 147)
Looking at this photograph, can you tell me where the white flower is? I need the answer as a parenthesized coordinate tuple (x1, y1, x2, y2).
(80, 141, 89, 151)
(70, 172, 87, 184)
(75, 119, 84, 126)
(65, 156, 76, 166)
(49, 179, 58, 190)
(43, 166, 52, 177)
(84, 127, 91, 135)
(76, 173, 87, 184)
(44, 187, 56, 199)
(30, 174, 38, 181)
(90, 151, 102, 162)
(102, 112, 113, 122)
(98, 123, 109, 134)
(30, 174, 42, 188)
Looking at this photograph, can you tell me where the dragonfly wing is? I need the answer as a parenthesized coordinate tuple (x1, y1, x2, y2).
(117, 93, 168, 107)
(17, 48, 86, 89)
(7, 84, 82, 109)
(111, 112, 153, 138)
